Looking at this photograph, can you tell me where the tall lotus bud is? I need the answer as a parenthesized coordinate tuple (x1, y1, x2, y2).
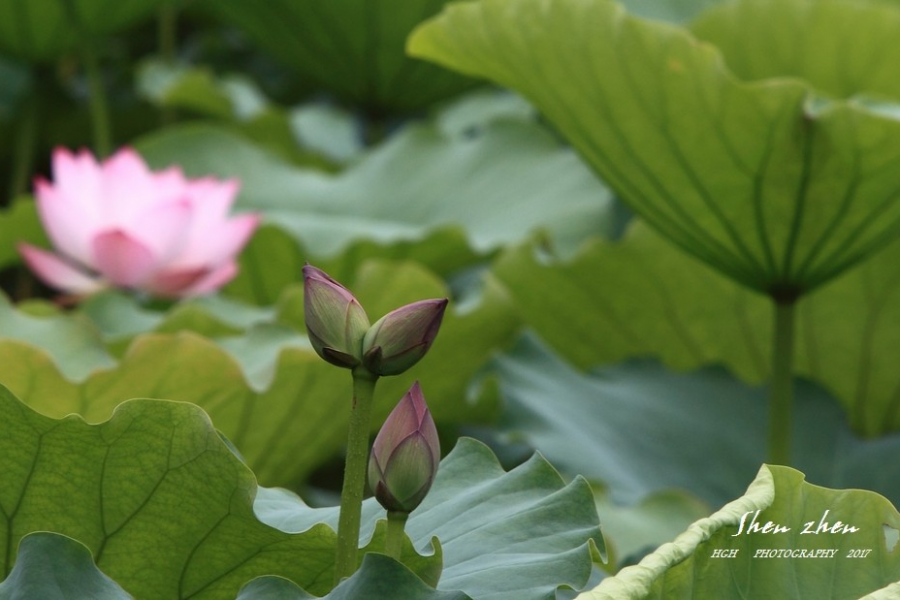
(302, 265, 370, 369)
(362, 298, 448, 376)
(368, 382, 440, 514)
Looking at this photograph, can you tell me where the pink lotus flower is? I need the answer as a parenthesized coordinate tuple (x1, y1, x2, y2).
(19, 147, 260, 298)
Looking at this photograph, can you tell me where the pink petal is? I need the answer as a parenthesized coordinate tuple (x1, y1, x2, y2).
(145, 266, 209, 298)
(34, 178, 96, 265)
(125, 198, 194, 265)
(150, 166, 189, 198)
(214, 213, 260, 258)
(98, 149, 183, 224)
(181, 261, 238, 297)
(51, 147, 102, 205)
(19, 243, 103, 294)
(178, 212, 260, 269)
(168, 179, 242, 263)
(91, 230, 158, 287)
(185, 178, 239, 225)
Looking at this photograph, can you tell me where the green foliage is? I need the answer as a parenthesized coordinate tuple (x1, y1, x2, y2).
(255, 438, 606, 600)
(0, 534, 129, 600)
(593, 488, 710, 569)
(617, 0, 724, 23)
(579, 465, 900, 599)
(0, 383, 601, 599)
(0, 384, 337, 598)
(490, 335, 900, 507)
(135, 60, 345, 170)
(0, 261, 519, 488)
(0, 198, 45, 270)
(0, 0, 165, 62)
(0, 533, 465, 600)
(3, 0, 900, 595)
(0, 292, 113, 380)
(409, 0, 900, 296)
(192, 0, 476, 112)
(135, 110, 614, 263)
(238, 555, 471, 600)
(691, 0, 900, 99)
(493, 223, 900, 435)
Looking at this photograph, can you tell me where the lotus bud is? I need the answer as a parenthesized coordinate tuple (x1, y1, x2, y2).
(361, 298, 448, 376)
(302, 265, 370, 369)
(368, 382, 440, 514)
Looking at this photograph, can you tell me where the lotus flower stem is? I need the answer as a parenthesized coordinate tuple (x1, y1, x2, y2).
(61, 0, 112, 157)
(8, 87, 38, 199)
(334, 368, 379, 584)
(81, 45, 112, 158)
(768, 298, 797, 465)
(158, 1, 179, 64)
(384, 511, 408, 561)
(157, 1, 179, 125)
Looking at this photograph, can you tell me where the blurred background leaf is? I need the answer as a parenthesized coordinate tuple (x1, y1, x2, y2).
(192, 0, 477, 113)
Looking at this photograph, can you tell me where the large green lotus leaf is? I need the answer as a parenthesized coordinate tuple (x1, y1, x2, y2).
(0, 263, 519, 487)
(135, 116, 614, 261)
(434, 88, 536, 136)
(861, 582, 900, 600)
(0, 384, 341, 598)
(691, 0, 900, 100)
(618, 0, 724, 23)
(2, 531, 455, 600)
(409, 0, 900, 296)
(135, 60, 347, 170)
(80, 290, 276, 350)
(255, 438, 605, 600)
(137, 60, 245, 121)
(290, 103, 365, 165)
(238, 555, 470, 600)
(493, 221, 900, 435)
(0, 335, 477, 487)
(0, 0, 165, 62)
(192, 0, 475, 113)
(491, 335, 900, 508)
(0, 533, 129, 599)
(578, 465, 900, 599)
(592, 487, 710, 569)
(492, 222, 769, 383)
(0, 292, 113, 380)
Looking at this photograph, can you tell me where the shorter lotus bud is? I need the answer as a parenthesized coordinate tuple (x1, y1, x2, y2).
(302, 265, 370, 369)
(368, 382, 440, 514)
(361, 298, 448, 376)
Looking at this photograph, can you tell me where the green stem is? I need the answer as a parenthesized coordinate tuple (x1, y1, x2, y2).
(61, 0, 112, 157)
(81, 41, 112, 157)
(767, 298, 797, 465)
(158, 1, 178, 63)
(8, 85, 38, 201)
(384, 511, 408, 561)
(157, 1, 179, 125)
(334, 369, 379, 584)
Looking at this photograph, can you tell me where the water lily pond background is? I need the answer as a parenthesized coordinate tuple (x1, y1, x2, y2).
(2, 0, 900, 598)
